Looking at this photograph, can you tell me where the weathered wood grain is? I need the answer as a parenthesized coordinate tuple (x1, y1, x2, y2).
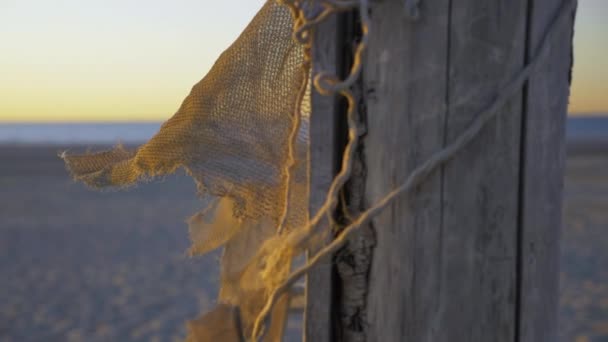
(363, 1, 451, 341)
(306, 1, 574, 341)
(361, 0, 541, 341)
(305, 13, 341, 342)
(518, 1, 575, 341)
(436, 1, 528, 340)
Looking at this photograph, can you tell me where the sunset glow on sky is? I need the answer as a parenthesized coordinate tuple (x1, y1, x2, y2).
(0, 0, 606, 122)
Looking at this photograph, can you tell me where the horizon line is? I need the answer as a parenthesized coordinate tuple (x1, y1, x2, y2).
(0, 112, 606, 124)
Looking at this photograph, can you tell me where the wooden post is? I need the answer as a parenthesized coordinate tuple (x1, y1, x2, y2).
(307, 0, 575, 341)
(518, 1, 575, 341)
(305, 12, 341, 342)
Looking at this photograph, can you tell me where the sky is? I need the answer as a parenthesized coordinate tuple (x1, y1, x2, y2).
(0, 0, 605, 122)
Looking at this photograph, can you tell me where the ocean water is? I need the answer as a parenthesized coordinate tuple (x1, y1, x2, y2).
(567, 116, 608, 141)
(0, 122, 162, 144)
(0, 117, 606, 144)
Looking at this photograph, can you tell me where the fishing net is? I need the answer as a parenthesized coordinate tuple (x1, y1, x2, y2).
(63, 1, 311, 340)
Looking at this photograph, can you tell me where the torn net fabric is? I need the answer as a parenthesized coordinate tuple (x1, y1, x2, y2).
(63, 1, 310, 340)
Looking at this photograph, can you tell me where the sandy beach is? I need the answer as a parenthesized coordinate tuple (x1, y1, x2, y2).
(0, 142, 606, 341)
(560, 143, 608, 341)
(0, 145, 216, 341)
